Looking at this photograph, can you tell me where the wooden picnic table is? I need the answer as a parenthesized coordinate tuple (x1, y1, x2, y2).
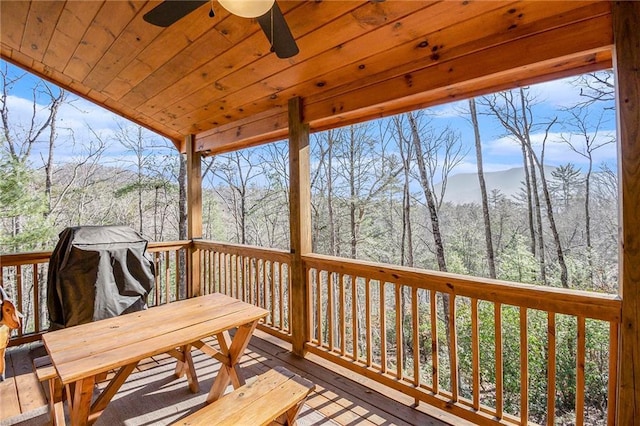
(41, 293, 269, 426)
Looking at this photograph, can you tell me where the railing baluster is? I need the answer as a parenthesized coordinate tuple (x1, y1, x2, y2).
(262, 259, 267, 309)
(316, 270, 322, 345)
(208, 250, 213, 294)
(366, 278, 372, 367)
(34, 263, 40, 333)
(270, 260, 276, 326)
(412, 287, 420, 405)
(471, 298, 479, 411)
(576, 316, 586, 426)
(520, 307, 528, 424)
(340, 273, 346, 357)
(496, 302, 503, 419)
(607, 322, 619, 426)
(154, 252, 160, 305)
(380, 281, 387, 374)
(396, 283, 403, 380)
(177, 249, 183, 299)
(279, 263, 285, 331)
(548, 312, 556, 426)
(165, 251, 171, 300)
(328, 272, 335, 352)
(449, 294, 458, 402)
(430, 290, 438, 394)
(17, 265, 23, 337)
(352, 275, 358, 361)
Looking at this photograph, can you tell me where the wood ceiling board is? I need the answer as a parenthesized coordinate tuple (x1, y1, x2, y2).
(41, 1, 104, 71)
(127, 1, 303, 113)
(183, 0, 602, 136)
(19, 1, 65, 63)
(63, 1, 144, 82)
(158, 1, 440, 130)
(0, 46, 184, 147)
(1, 1, 31, 50)
(102, 5, 233, 101)
(82, 2, 167, 91)
(117, 13, 255, 111)
(132, 1, 309, 118)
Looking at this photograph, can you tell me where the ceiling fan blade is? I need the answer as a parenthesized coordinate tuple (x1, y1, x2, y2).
(143, 0, 208, 27)
(257, 2, 299, 59)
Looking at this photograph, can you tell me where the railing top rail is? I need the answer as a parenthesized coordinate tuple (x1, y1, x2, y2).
(194, 240, 292, 263)
(1, 241, 191, 267)
(147, 240, 191, 252)
(0, 251, 52, 266)
(303, 253, 621, 323)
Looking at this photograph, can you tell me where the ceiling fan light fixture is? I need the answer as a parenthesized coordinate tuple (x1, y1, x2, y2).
(218, 0, 275, 18)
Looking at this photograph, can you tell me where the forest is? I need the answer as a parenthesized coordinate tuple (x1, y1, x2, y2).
(1, 63, 617, 424)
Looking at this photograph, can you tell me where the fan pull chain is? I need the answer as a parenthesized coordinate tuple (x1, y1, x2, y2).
(209, 0, 215, 18)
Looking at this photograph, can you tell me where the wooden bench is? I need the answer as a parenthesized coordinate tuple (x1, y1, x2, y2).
(33, 355, 65, 426)
(173, 366, 315, 426)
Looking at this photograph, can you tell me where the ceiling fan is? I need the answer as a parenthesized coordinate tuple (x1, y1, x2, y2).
(143, 0, 299, 59)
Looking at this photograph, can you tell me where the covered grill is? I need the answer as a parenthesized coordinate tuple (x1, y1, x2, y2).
(47, 226, 155, 330)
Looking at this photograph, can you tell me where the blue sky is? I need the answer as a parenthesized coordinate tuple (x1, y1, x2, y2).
(2, 61, 617, 177)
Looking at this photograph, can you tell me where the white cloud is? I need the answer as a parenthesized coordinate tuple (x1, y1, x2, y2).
(4, 92, 172, 170)
(483, 129, 617, 171)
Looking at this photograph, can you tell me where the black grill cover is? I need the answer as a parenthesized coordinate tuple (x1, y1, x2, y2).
(47, 226, 155, 330)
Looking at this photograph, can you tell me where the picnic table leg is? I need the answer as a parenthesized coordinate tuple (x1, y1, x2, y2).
(207, 320, 259, 403)
(49, 377, 65, 426)
(88, 362, 138, 424)
(173, 345, 199, 393)
(67, 376, 95, 426)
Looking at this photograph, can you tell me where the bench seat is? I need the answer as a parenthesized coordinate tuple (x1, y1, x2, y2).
(173, 366, 315, 426)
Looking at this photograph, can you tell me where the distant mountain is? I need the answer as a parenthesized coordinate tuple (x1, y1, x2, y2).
(437, 166, 556, 204)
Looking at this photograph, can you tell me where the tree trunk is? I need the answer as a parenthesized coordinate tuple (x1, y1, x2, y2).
(408, 112, 447, 272)
(469, 98, 496, 278)
(527, 148, 547, 284)
(522, 142, 536, 256)
(327, 130, 337, 256)
(45, 92, 64, 216)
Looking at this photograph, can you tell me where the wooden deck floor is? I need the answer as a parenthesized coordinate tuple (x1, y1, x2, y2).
(1, 330, 468, 426)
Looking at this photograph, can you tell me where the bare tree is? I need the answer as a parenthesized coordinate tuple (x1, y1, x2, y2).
(484, 88, 568, 287)
(469, 98, 496, 278)
(560, 108, 614, 286)
(572, 70, 615, 109)
(392, 115, 415, 268)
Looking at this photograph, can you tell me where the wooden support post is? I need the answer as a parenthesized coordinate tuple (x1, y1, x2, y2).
(288, 97, 311, 356)
(186, 134, 203, 298)
(613, 2, 640, 423)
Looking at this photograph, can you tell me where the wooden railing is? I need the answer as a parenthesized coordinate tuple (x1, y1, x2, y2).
(194, 240, 293, 341)
(0, 242, 622, 425)
(0, 241, 190, 345)
(303, 253, 621, 426)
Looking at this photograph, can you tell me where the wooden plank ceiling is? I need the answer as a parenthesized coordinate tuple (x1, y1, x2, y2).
(1, 1, 612, 154)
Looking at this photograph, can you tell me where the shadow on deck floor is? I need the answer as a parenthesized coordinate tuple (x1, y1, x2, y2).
(1, 330, 464, 426)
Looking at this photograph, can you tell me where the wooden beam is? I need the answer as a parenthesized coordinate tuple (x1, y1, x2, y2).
(288, 97, 311, 356)
(613, 1, 640, 423)
(186, 134, 202, 298)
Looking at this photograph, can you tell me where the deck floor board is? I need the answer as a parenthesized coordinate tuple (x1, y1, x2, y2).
(2, 330, 458, 425)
